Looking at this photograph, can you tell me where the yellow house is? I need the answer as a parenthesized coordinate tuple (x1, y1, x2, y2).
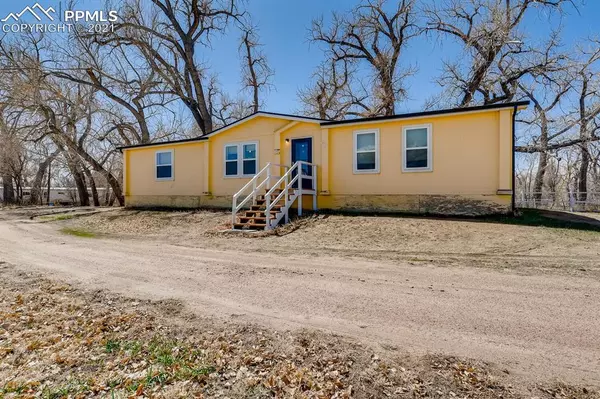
(120, 101, 529, 229)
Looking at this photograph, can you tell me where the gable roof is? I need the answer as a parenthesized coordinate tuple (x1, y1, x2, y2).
(119, 102, 529, 151)
(200, 111, 329, 138)
(119, 111, 327, 151)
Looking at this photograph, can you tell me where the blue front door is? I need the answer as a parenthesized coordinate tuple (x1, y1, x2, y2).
(291, 138, 313, 190)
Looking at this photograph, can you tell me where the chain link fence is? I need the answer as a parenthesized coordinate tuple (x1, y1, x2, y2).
(516, 191, 600, 212)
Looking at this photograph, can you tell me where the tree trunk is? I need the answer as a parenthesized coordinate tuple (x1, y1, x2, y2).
(532, 115, 549, 202)
(83, 167, 100, 206)
(108, 190, 116, 206)
(577, 77, 589, 203)
(30, 152, 59, 205)
(14, 178, 22, 204)
(2, 175, 15, 203)
(41, 104, 125, 206)
(577, 144, 589, 202)
(533, 151, 548, 202)
(73, 168, 90, 206)
(379, 68, 396, 116)
(65, 154, 90, 206)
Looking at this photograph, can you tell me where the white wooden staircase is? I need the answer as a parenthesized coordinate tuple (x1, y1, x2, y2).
(232, 162, 317, 231)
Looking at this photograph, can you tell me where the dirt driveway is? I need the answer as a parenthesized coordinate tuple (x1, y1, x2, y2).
(1, 209, 599, 389)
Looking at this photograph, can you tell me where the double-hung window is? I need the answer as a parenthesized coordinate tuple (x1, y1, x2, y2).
(353, 129, 379, 173)
(155, 150, 173, 180)
(403, 125, 432, 172)
(224, 142, 258, 177)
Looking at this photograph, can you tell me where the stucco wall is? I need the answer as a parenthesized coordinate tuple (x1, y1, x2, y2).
(326, 111, 503, 196)
(124, 142, 205, 198)
(123, 110, 514, 215)
(209, 117, 290, 195)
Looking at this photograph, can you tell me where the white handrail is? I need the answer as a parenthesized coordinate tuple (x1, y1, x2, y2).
(232, 163, 271, 225)
(232, 161, 316, 230)
(232, 163, 291, 225)
(264, 160, 316, 229)
(233, 163, 270, 200)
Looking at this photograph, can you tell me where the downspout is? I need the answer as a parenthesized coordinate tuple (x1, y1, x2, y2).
(511, 105, 518, 215)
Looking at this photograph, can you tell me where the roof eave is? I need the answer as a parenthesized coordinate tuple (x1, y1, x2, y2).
(319, 101, 530, 128)
(118, 137, 207, 151)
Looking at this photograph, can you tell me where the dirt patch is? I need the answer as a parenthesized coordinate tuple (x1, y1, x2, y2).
(0, 265, 596, 399)
(61, 209, 600, 278)
(68, 209, 232, 237)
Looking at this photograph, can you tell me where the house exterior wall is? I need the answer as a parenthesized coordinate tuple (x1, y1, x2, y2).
(123, 109, 515, 215)
(124, 142, 207, 208)
(321, 110, 512, 214)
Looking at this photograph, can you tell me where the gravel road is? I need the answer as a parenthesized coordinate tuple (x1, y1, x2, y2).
(0, 215, 598, 388)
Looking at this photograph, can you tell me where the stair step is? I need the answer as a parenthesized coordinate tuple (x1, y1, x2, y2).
(256, 195, 292, 201)
(244, 210, 279, 216)
(250, 205, 282, 211)
(233, 222, 267, 230)
(239, 216, 272, 222)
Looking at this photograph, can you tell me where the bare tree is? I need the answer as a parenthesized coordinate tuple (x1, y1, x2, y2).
(298, 57, 372, 120)
(311, 0, 419, 116)
(0, 105, 24, 203)
(0, 33, 126, 205)
(29, 147, 61, 205)
(516, 67, 572, 201)
(573, 42, 600, 201)
(239, 25, 273, 113)
(425, 0, 576, 107)
(49, 30, 173, 145)
(109, 0, 245, 134)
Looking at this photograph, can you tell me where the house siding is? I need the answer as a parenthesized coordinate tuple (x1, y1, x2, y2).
(123, 110, 515, 215)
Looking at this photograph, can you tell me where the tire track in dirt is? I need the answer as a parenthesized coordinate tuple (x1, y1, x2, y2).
(1, 218, 599, 388)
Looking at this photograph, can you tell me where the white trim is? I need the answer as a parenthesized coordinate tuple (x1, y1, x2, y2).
(353, 129, 380, 174)
(275, 121, 300, 136)
(223, 140, 259, 178)
(155, 149, 174, 181)
(204, 113, 325, 138)
(402, 124, 432, 173)
(323, 104, 528, 129)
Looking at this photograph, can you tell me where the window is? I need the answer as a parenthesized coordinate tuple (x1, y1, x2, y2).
(156, 150, 173, 180)
(403, 124, 432, 172)
(353, 129, 379, 174)
(224, 145, 238, 176)
(224, 142, 258, 177)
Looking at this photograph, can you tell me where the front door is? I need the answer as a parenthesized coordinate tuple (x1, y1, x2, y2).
(291, 138, 313, 190)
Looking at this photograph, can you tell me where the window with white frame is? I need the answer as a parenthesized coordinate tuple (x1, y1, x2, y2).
(353, 129, 379, 173)
(403, 125, 432, 172)
(224, 142, 258, 177)
(155, 150, 173, 180)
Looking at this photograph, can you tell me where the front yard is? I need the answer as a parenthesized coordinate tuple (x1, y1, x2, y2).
(58, 207, 600, 278)
(1, 207, 599, 398)
(0, 265, 595, 399)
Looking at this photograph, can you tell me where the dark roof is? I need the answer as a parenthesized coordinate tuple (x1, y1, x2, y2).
(119, 102, 529, 151)
(199, 111, 330, 138)
(119, 111, 328, 151)
(118, 136, 207, 151)
(320, 101, 530, 127)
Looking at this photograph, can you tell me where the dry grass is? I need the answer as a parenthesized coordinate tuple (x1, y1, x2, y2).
(1, 263, 596, 399)
(62, 209, 600, 278)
